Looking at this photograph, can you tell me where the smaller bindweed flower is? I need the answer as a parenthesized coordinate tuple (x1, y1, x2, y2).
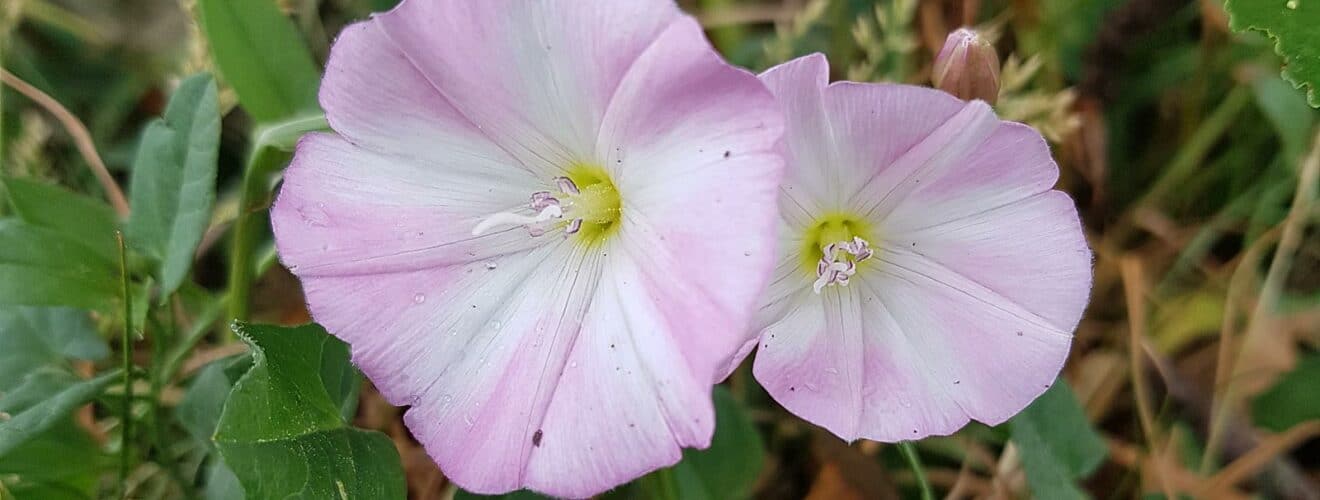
(271, 0, 784, 496)
(932, 28, 1001, 104)
(745, 54, 1091, 442)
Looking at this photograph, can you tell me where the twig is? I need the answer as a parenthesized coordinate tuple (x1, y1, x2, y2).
(1203, 128, 1320, 471)
(1119, 257, 1177, 500)
(0, 67, 129, 217)
(1198, 421, 1320, 498)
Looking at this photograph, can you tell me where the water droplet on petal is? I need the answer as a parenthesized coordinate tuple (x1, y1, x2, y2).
(485, 261, 498, 270)
(569, 361, 578, 368)
(412, 293, 426, 304)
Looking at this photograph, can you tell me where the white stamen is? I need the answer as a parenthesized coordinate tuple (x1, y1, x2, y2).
(472, 205, 563, 236)
(565, 218, 583, 234)
(555, 177, 580, 195)
(812, 237, 872, 294)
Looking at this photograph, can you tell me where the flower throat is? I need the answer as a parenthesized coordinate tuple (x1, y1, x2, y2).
(471, 163, 621, 246)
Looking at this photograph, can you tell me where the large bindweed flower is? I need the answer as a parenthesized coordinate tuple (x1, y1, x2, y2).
(746, 54, 1091, 442)
(270, 0, 784, 496)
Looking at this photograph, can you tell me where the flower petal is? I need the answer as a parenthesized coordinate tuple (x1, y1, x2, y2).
(593, 15, 785, 380)
(319, 21, 522, 175)
(882, 122, 1062, 233)
(757, 54, 833, 219)
(523, 254, 720, 497)
(858, 245, 1077, 432)
(304, 245, 719, 497)
(375, 0, 679, 170)
(890, 191, 1092, 331)
(272, 134, 541, 277)
(842, 93, 999, 220)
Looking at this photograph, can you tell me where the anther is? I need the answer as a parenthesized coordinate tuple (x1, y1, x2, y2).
(812, 236, 873, 294)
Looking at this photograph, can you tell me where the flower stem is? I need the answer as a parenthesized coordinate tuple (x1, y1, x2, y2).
(227, 146, 289, 328)
(897, 441, 935, 500)
(115, 231, 134, 499)
(226, 115, 324, 331)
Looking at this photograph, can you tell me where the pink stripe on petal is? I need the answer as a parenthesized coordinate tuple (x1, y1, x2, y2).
(375, 0, 679, 171)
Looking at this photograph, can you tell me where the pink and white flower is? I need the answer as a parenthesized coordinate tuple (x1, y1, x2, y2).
(270, 0, 784, 496)
(747, 54, 1091, 442)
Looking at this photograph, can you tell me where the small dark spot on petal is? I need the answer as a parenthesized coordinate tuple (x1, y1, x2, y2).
(610, 343, 616, 349)
(954, 380, 961, 385)
(1016, 331, 1023, 336)
(723, 151, 731, 158)
(532, 429, 543, 447)
(789, 386, 796, 391)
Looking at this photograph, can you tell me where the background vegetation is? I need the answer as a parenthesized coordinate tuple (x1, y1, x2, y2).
(0, 0, 1317, 498)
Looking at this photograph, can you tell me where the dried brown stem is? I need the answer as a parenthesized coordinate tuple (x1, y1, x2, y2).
(0, 67, 129, 217)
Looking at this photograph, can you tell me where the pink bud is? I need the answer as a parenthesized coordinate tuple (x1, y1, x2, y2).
(932, 28, 1001, 104)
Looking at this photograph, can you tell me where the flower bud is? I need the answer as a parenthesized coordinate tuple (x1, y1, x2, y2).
(932, 28, 1001, 104)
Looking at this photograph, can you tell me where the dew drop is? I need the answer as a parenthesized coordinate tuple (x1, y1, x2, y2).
(743, 250, 752, 257)
(1287, 0, 1298, 9)
(464, 415, 475, 427)
(412, 293, 426, 304)
(485, 261, 498, 270)
(804, 382, 819, 392)
(491, 321, 503, 330)
(569, 361, 578, 368)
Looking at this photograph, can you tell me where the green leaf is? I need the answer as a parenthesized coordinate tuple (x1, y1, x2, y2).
(1, 177, 119, 262)
(672, 386, 765, 499)
(202, 459, 246, 500)
(0, 219, 117, 309)
(0, 307, 108, 393)
(369, 0, 402, 13)
(177, 356, 252, 500)
(1251, 74, 1317, 164)
(1009, 380, 1107, 500)
(1227, 0, 1320, 107)
(177, 355, 252, 446)
(454, 490, 549, 500)
(0, 418, 108, 500)
(126, 73, 220, 299)
(214, 322, 404, 499)
(1252, 355, 1320, 432)
(0, 370, 120, 456)
(196, 0, 321, 123)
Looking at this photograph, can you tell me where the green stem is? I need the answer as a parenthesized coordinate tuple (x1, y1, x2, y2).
(115, 232, 134, 500)
(639, 467, 681, 500)
(897, 441, 935, 500)
(162, 295, 226, 381)
(227, 147, 289, 328)
(226, 114, 324, 330)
